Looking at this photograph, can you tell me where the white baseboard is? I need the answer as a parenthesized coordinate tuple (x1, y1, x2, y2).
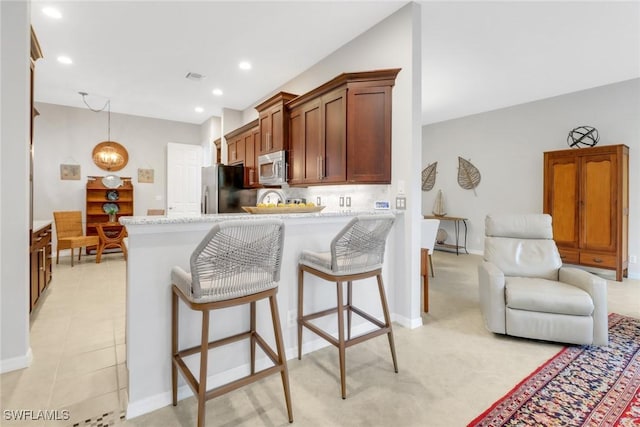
(0, 348, 32, 374)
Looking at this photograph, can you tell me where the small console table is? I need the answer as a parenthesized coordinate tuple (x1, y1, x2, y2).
(424, 215, 469, 255)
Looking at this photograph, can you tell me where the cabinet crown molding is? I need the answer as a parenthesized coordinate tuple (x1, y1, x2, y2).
(287, 68, 401, 110)
(224, 119, 258, 140)
(254, 92, 299, 112)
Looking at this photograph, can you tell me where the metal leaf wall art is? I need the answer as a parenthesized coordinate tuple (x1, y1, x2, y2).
(457, 157, 481, 196)
(421, 161, 438, 191)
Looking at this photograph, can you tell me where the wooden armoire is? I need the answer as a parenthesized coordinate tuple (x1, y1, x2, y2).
(543, 144, 629, 281)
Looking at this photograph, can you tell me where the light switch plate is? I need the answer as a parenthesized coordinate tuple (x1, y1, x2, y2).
(396, 197, 406, 210)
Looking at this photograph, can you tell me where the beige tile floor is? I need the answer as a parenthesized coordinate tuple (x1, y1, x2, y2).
(1, 250, 639, 426)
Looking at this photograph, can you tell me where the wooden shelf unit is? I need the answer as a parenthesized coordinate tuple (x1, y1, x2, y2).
(86, 176, 134, 254)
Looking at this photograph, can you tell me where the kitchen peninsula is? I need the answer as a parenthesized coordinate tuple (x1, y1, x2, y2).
(121, 210, 407, 418)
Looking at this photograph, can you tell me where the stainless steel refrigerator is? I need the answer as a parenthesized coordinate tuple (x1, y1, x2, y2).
(201, 164, 257, 214)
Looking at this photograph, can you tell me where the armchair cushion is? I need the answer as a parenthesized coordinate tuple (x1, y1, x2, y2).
(505, 277, 594, 316)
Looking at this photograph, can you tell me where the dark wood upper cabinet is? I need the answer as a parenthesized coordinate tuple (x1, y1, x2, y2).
(287, 68, 400, 185)
(225, 68, 400, 187)
(255, 92, 298, 155)
(223, 119, 259, 187)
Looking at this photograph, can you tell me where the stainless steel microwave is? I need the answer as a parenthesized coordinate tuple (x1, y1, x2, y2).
(258, 150, 287, 185)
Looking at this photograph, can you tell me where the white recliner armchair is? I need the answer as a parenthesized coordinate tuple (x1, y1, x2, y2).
(478, 214, 608, 346)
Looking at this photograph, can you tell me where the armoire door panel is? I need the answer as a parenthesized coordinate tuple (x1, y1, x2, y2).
(581, 154, 616, 251)
(549, 159, 579, 247)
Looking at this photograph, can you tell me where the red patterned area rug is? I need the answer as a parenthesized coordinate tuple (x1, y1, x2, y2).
(468, 313, 640, 426)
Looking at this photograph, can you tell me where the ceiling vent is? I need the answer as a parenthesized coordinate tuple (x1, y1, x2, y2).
(185, 72, 206, 81)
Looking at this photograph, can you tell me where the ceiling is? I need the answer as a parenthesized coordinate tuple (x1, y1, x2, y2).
(31, 1, 640, 126)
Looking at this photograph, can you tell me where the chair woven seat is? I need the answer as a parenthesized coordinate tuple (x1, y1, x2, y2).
(171, 268, 279, 303)
(299, 250, 382, 276)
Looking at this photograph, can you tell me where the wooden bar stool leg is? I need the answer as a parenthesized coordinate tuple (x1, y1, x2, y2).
(197, 310, 210, 427)
(429, 253, 434, 278)
(70, 248, 74, 267)
(336, 281, 347, 399)
(377, 274, 398, 373)
(269, 294, 293, 422)
(421, 248, 429, 313)
(250, 301, 256, 375)
(346, 281, 353, 341)
(297, 267, 304, 360)
(171, 290, 178, 406)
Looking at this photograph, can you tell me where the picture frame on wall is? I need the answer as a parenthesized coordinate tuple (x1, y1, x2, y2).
(60, 164, 81, 180)
(138, 168, 154, 183)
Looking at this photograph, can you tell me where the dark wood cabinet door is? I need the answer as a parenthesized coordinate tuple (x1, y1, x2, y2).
(581, 153, 617, 252)
(228, 136, 245, 165)
(544, 154, 579, 249)
(346, 85, 392, 183)
(30, 250, 39, 310)
(321, 89, 346, 183)
(270, 106, 285, 152)
(244, 129, 257, 186)
(259, 105, 285, 154)
(259, 110, 272, 153)
(288, 107, 304, 184)
(303, 100, 322, 182)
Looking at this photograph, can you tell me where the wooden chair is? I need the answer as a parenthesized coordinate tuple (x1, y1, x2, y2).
(297, 214, 397, 399)
(171, 219, 292, 427)
(421, 219, 440, 312)
(95, 223, 127, 263)
(146, 209, 165, 215)
(53, 211, 100, 267)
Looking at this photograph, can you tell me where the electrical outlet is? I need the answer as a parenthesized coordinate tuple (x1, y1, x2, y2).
(346, 196, 351, 207)
(339, 196, 345, 207)
(287, 310, 297, 328)
(630, 255, 637, 264)
(316, 196, 321, 206)
(395, 197, 406, 210)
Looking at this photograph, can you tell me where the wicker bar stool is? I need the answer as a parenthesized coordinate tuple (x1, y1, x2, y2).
(171, 219, 292, 426)
(297, 214, 397, 399)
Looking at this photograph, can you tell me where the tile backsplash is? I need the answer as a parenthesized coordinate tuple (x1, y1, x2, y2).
(258, 184, 392, 212)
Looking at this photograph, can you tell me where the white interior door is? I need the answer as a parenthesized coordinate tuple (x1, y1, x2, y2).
(166, 142, 202, 216)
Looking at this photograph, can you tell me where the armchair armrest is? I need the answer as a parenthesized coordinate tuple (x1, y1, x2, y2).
(559, 267, 608, 345)
(478, 261, 507, 334)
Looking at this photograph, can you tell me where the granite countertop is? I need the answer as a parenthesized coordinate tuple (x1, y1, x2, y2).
(33, 219, 53, 230)
(120, 210, 401, 226)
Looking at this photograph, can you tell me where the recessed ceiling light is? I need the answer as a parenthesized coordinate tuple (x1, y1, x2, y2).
(194, 107, 204, 113)
(42, 7, 62, 19)
(238, 61, 252, 71)
(57, 56, 72, 64)
(212, 88, 223, 96)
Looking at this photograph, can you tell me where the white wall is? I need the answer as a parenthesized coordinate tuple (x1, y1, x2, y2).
(1, 0, 32, 373)
(240, 3, 424, 324)
(422, 78, 640, 278)
(33, 103, 201, 244)
(200, 115, 221, 166)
